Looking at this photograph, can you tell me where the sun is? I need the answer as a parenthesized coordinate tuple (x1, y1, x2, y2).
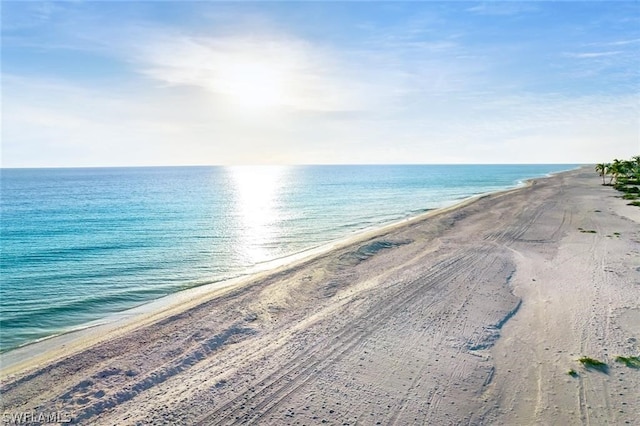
(217, 60, 288, 109)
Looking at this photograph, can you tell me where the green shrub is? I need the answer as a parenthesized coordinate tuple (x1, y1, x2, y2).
(578, 356, 608, 371)
(615, 356, 640, 368)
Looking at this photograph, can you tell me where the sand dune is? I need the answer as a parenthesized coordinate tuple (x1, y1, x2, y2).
(1, 168, 638, 425)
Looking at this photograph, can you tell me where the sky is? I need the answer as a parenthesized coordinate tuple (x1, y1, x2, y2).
(2, 1, 639, 167)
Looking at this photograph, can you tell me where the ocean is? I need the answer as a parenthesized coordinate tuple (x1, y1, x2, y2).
(0, 164, 577, 351)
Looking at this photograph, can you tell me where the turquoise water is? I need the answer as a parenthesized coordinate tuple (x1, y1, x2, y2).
(0, 164, 577, 351)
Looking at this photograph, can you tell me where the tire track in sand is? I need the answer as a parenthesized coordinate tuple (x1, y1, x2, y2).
(194, 247, 492, 425)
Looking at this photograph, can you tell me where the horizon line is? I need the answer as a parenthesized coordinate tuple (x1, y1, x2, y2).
(0, 162, 588, 170)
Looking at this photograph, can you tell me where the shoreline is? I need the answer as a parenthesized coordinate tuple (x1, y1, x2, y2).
(3, 165, 636, 425)
(0, 168, 563, 376)
(0, 171, 538, 377)
(0, 164, 579, 357)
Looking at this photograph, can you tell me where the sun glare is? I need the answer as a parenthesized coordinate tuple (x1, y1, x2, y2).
(228, 166, 290, 264)
(217, 61, 288, 109)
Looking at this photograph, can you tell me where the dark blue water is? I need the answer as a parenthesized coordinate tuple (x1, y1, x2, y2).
(0, 164, 577, 351)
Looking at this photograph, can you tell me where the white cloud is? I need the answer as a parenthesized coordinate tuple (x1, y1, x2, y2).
(2, 4, 638, 167)
(466, 2, 539, 16)
(3, 71, 637, 167)
(590, 38, 640, 47)
(131, 32, 363, 112)
(565, 51, 623, 59)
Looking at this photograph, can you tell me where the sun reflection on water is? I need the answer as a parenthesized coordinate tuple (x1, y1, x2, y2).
(227, 165, 290, 265)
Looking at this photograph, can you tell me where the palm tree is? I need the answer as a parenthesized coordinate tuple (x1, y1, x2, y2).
(632, 156, 640, 183)
(624, 160, 634, 177)
(608, 159, 624, 185)
(598, 156, 640, 208)
(595, 163, 608, 185)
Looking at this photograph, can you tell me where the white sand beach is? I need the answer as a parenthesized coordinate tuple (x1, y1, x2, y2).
(1, 167, 638, 425)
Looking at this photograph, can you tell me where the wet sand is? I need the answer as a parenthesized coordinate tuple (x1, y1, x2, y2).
(1, 167, 638, 425)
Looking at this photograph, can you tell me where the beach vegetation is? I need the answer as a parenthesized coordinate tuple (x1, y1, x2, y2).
(579, 229, 597, 234)
(621, 186, 639, 193)
(595, 163, 608, 185)
(596, 156, 640, 207)
(615, 356, 640, 368)
(608, 159, 625, 185)
(567, 369, 578, 377)
(578, 356, 608, 372)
